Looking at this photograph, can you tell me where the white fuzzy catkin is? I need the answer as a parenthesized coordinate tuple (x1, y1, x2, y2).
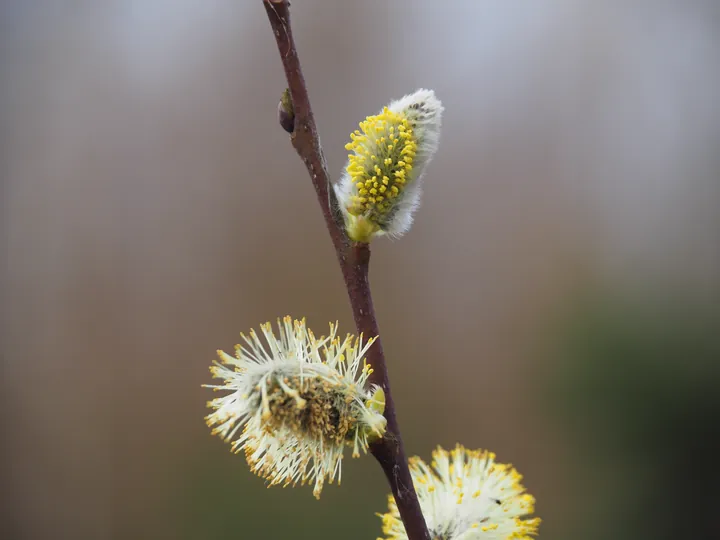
(336, 89, 443, 242)
(204, 317, 386, 498)
(378, 445, 540, 540)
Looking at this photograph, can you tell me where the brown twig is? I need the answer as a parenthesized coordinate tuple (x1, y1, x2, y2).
(262, 2, 431, 539)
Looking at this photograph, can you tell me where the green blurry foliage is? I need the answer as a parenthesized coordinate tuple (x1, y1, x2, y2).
(177, 448, 386, 539)
(551, 295, 720, 540)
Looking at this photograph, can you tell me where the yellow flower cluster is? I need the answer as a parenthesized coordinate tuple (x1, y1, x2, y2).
(343, 107, 418, 241)
(204, 317, 386, 498)
(378, 445, 540, 540)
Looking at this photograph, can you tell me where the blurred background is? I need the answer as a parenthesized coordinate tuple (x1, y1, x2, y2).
(2, 1, 719, 539)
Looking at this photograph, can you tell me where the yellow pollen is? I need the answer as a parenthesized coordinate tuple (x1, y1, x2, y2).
(343, 106, 418, 228)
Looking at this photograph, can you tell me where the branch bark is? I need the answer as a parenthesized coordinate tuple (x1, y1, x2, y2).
(262, 2, 431, 539)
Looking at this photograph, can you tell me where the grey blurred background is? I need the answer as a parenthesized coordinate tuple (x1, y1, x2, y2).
(2, 1, 719, 539)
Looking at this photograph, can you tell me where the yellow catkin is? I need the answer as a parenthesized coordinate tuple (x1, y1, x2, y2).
(344, 107, 417, 229)
(377, 444, 540, 540)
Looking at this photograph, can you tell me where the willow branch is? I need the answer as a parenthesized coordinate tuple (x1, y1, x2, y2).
(262, 2, 430, 539)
